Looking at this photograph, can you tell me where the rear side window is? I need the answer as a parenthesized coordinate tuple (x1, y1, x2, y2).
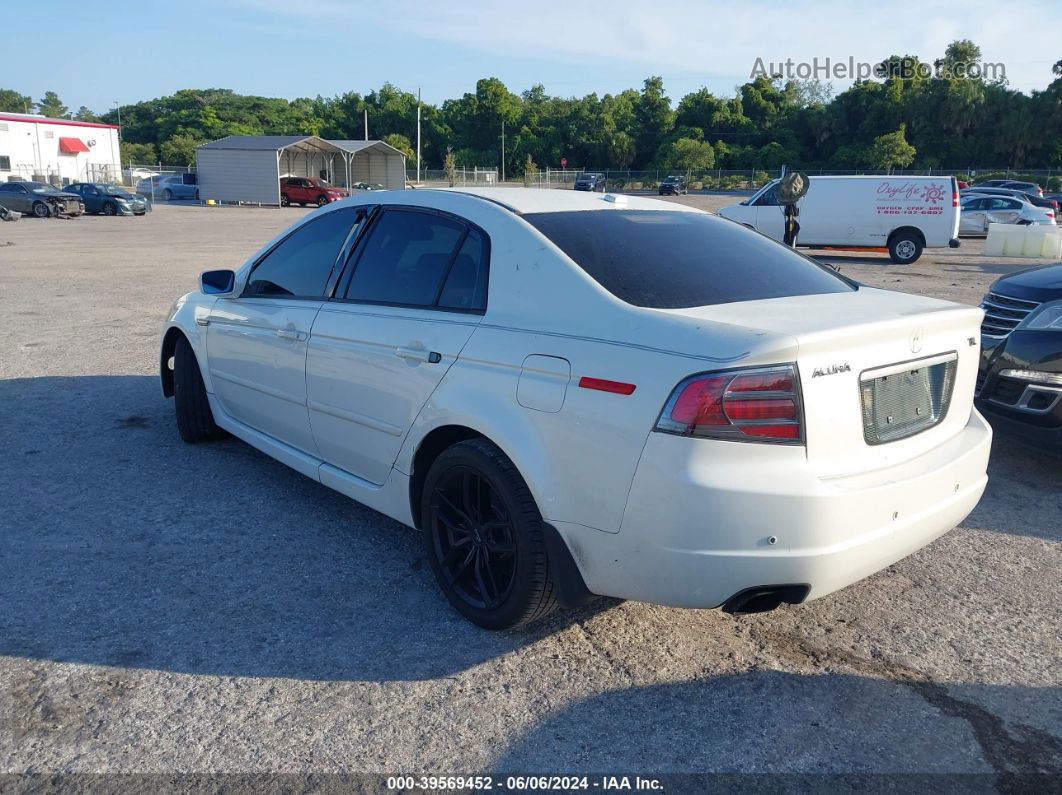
(245, 207, 360, 298)
(524, 209, 854, 309)
(344, 208, 485, 310)
(438, 229, 488, 311)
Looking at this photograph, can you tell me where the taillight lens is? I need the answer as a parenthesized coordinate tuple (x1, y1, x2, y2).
(655, 365, 803, 444)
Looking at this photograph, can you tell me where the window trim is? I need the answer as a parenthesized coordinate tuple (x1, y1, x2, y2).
(241, 206, 368, 301)
(330, 204, 491, 316)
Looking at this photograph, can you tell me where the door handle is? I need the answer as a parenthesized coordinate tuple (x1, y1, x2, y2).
(275, 328, 306, 341)
(396, 346, 441, 363)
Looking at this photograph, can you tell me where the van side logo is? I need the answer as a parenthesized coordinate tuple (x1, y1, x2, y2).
(812, 363, 851, 378)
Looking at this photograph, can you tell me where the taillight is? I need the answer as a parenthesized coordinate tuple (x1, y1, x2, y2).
(952, 191, 959, 208)
(655, 365, 803, 444)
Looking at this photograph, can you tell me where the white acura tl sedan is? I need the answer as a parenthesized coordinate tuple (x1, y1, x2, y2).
(161, 189, 992, 629)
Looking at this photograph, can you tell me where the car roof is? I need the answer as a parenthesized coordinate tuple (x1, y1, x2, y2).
(435, 187, 701, 215)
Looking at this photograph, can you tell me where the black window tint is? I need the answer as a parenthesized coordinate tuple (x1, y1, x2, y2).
(438, 228, 488, 311)
(756, 185, 779, 206)
(245, 207, 359, 298)
(345, 209, 465, 306)
(524, 210, 854, 309)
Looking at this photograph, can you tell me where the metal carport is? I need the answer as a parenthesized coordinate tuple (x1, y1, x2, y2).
(196, 135, 406, 206)
(328, 140, 407, 191)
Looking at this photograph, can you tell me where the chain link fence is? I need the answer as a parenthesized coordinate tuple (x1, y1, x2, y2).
(409, 166, 1062, 193)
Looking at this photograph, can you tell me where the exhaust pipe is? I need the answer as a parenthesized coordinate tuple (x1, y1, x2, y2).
(722, 584, 810, 615)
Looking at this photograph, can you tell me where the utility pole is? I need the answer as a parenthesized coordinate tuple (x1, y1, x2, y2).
(416, 87, 422, 185)
(364, 108, 369, 141)
(501, 121, 505, 183)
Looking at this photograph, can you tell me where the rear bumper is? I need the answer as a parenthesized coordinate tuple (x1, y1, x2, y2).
(561, 410, 991, 609)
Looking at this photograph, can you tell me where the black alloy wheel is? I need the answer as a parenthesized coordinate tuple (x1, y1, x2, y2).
(430, 465, 518, 611)
(421, 439, 559, 629)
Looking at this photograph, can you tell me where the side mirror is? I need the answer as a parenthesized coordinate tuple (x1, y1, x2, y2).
(200, 269, 237, 295)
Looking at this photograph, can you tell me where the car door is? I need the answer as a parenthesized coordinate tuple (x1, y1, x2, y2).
(205, 206, 363, 455)
(960, 198, 987, 234)
(306, 206, 489, 485)
(753, 183, 786, 241)
(81, 185, 102, 212)
(290, 178, 310, 203)
(1, 183, 31, 212)
(986, 197, 1022, 226)
(0, 183, 17, 212)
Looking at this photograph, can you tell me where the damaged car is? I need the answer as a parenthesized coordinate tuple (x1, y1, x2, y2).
(0, 181, 84, 218)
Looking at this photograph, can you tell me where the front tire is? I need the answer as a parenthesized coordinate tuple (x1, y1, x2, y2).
(173, 335, 224, 443)
(102, 202, 117, 216)
(421, 439, 559, 630)
(888, 231, 924, 264)
(317, 194, 329, 206)
(163, 189, 173, 201)
(32, 201, 51, 218)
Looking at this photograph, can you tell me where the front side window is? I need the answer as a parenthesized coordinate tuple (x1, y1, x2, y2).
(524, 209, 854, 309)
(244, 207, 361, 298)
(344, 209, 474, 309)
(755, 185, 780, 206)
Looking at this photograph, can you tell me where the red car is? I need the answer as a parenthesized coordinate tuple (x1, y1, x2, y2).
(280, 177, 349, 207)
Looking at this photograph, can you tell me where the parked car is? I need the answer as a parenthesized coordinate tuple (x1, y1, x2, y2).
(0, 181, 84, 218)
(136, 175, 199, 201)
(973, 180, 1043, 197)
(280, 177, 349, 206)
(959, 195, 1055, 235)
(161, 189, 990, 629)
(66, 183, 149, 216)
(659, 175, 688, 195)
(976, 263, 1062, 454)
(573, 173, 606, 192)
(351, 182, 384, 191)
(960, 186, 1058, 211)
(720, 175, 961, 263)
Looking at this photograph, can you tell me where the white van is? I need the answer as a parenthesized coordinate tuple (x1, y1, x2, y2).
(718, 175, 961, 264)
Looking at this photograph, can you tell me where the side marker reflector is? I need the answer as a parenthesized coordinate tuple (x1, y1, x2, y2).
(578, 377, 636, 395)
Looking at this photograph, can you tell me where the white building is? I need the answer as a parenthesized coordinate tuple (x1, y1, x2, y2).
(0, 112, 122, 185)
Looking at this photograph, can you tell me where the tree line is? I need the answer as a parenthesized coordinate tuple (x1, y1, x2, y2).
(2, 41, 1060, 174)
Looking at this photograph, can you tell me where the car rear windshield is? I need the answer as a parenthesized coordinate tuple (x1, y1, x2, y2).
(523, 209, 855, 309)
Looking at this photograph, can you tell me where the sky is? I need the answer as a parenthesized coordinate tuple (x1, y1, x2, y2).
(8, 0, 1060, 112)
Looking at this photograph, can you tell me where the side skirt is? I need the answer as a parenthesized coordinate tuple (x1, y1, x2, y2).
(208, 394, 415, 527)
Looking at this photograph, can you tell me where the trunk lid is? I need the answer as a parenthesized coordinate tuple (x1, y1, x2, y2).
(663, 287, 983, 478)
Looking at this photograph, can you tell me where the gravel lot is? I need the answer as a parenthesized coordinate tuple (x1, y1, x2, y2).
(0, 197, 1059, 782)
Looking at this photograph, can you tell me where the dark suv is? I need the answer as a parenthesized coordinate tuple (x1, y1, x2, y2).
(976, 263, 1062, 454)
(573, 173, 606, 192)
(659, 175, 688, 195)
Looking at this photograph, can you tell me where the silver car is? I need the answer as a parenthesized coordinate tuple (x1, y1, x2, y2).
(959, 195, 1055, 236)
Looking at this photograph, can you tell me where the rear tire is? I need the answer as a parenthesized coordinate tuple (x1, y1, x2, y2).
(888, 231, 923, 264)
(421, 439, 559, 630)
(280, 194, 290, 207)
(173, 335, 224, 443)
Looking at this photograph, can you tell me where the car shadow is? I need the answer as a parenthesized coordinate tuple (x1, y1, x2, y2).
(0, 375, 614, 682)
(491, 670, 1062, 779)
